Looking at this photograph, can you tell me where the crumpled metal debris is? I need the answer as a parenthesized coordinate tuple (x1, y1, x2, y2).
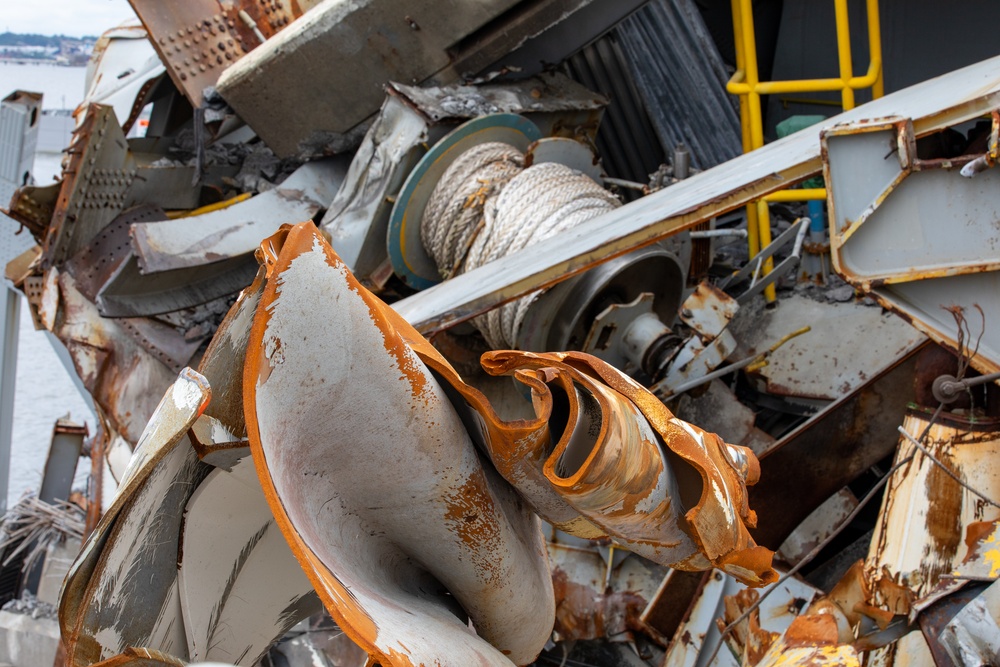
(8, 11, 1000, 666)
(241, 221, 772, 665)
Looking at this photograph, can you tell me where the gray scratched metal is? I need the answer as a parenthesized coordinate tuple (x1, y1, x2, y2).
(392, 56, 1000, 334)
(824, 119, 1000, 374)
(616, 0, 742, 170)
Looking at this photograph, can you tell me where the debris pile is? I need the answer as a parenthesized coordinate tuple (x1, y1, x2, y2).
(1, 1, 1000, 666)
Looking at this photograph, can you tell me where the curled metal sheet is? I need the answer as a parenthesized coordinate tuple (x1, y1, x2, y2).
(476, 350, 775, 585)
(129, 158, 350, 275)
(242, 221, 775, 665)
(61, 368, 212, 665)
(244, 222, 555, 666)
(81, 24, 167, 135)
(62, 273, 324, 666)
(178, 457, 320, 664)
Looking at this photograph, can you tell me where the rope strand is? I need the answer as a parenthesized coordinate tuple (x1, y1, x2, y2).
(421, 145, 620, 348)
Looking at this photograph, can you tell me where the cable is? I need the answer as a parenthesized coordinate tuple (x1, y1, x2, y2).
(422, 145, 620, 348)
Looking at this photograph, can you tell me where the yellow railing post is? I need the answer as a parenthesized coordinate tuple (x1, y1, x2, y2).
(727, 0, 883, 301)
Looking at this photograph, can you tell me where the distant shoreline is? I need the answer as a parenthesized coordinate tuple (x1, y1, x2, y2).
(0, 59, 84, 68)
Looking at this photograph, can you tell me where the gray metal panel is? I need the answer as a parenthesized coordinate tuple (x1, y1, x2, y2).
(216, 0, 525, 156)
(615, 0, 742, 170)
(39, 421, 87, 504)
(0, 91, 43, 268)
(559, 0, 740, 183)
(564, 35, 664, 184)
(0, 91, 41, 187)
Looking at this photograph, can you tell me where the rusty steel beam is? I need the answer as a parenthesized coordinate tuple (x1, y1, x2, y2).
(747, 346, 923, 550)
(391, 56, 1000, 334)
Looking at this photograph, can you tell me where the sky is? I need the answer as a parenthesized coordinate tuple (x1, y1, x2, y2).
(4, 0, 138, 39)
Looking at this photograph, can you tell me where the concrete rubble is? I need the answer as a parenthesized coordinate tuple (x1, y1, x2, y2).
(1, 0, 1000, 665)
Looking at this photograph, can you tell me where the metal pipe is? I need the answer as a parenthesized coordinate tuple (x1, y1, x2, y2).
(727, 0, 883, 302)
(673, 143, 690, 180)
(0, 288, 18, 513)
(763, 188, 827, 202)
(834, 0, 856, 109)
(603, 176, 647, 191)
(932, 370, 1000, 403)
(867, 0, 885, 98)
(688, 229, 748, 239)
(656, 326, 811, 398)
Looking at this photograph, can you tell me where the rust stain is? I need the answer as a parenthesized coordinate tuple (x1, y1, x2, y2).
(922, 441, 963, 582)
(962, 519, 1000, 563)
(550, 568, 647, 642)
(782, 613, 839, 647)
(441, 471, 504, 586)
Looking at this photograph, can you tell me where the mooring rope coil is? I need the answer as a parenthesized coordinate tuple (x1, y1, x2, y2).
(421, 142, 524, 280)
(422, 143, 621, 348)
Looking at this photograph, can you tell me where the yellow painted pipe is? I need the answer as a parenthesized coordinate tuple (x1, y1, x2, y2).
(164, 191, 253, 219)
(729, 0, 882, 303)
(764, 188, 827, 202)
(834, 0, 856, 109)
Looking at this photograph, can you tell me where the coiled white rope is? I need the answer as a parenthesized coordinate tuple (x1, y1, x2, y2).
(422, 142, 621, 348)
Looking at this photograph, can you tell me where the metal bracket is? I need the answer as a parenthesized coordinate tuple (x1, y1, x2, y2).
(823, 110, 1000, 374)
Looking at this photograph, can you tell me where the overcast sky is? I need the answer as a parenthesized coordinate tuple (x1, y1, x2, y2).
(4, 0, 138, 38)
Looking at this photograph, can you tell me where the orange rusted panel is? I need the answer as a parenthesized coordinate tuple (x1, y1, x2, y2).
(754, 615, 860, 667)
(477, 350, 775, 584)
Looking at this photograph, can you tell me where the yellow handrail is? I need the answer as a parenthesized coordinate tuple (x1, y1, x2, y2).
(727, 0, 883, 299)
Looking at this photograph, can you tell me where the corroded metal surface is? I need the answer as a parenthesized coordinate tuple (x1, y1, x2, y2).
(54, 272, 183, 444)
(40, 104, 203, 269)
(547, 542, 665, 644)
(866, 409, 1000, 610)
(244, 222, 554, 665)
(127, 0, 318, 109)
(214, 0, 525, 155)
(824, 114, 1000, 376)
(242, 222, 774, 666)
(741, 295, 926, 401)
(478, 350, 774, 584)
(61, 369, 211, 665)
